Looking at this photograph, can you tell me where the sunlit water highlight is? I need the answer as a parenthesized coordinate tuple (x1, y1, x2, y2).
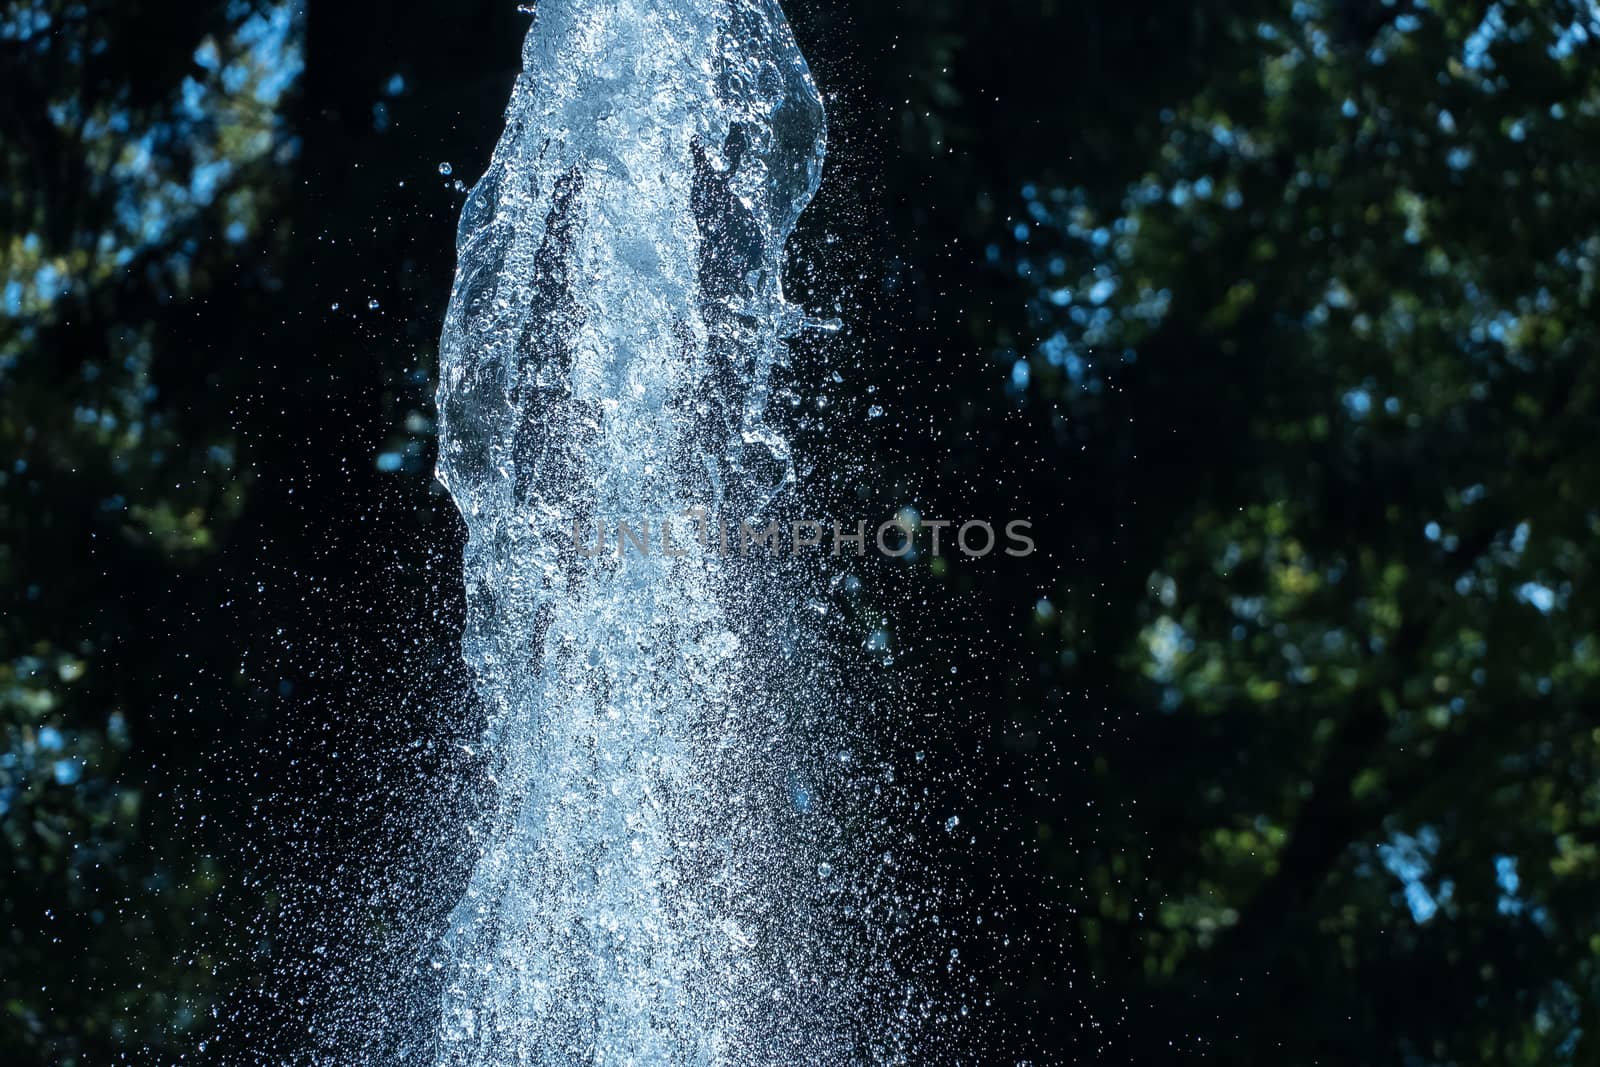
(432, 0, 869, 1061)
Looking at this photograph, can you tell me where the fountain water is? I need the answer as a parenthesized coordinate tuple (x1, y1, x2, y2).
(433, 0, 860, 1061)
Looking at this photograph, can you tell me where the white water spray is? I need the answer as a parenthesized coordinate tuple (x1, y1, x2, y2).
(433, 1, 859, 1061)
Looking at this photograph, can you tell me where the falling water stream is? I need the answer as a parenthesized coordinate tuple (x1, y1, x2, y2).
(432, 0, 859, 1061)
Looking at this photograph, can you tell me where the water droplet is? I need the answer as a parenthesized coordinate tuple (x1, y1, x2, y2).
(368, 298, 381, 310)
(944, 815, 960, 832)
(438, 161, 453, 176)
(801, 314, 843, 334)
(867, 404, 884, 419)
(817, 862, 833, 879)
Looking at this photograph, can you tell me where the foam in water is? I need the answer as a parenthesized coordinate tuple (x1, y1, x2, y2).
(433, 0, 855, 1061)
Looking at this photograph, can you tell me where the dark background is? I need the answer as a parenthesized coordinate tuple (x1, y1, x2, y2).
(5, 0, 1600, 1063)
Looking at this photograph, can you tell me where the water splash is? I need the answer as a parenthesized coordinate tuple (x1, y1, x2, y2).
(433, 1, 858, 1061)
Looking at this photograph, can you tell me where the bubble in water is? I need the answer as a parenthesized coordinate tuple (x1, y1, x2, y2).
(438, 161, 453, 176)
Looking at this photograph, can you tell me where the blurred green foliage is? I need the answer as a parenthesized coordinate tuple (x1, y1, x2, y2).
(3, 0, 1599, 1062)
(957, 0, 1600, 1061)
(1, 2, 298, 1060)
